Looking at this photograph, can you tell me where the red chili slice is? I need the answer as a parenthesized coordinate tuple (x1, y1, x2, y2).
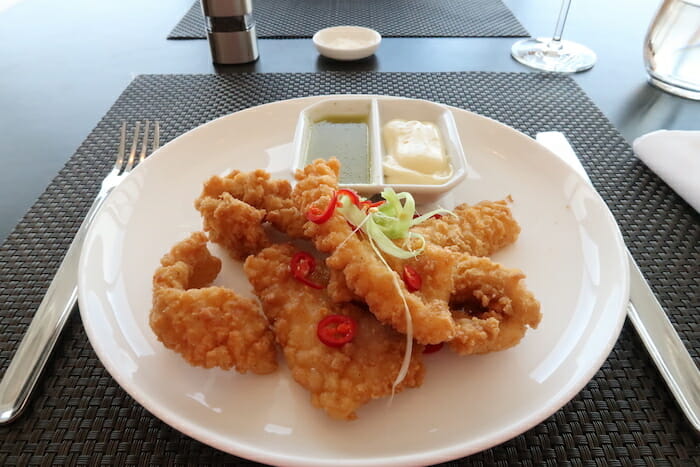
(306, 192, 339, 224)
(290, 252, 324, 289)
(423, 342, 444, 354)
(306, 190, 362, 224)
(402, 265, 422, 292)
(317, 314, 357, 347)
(360, 199, 385, 209)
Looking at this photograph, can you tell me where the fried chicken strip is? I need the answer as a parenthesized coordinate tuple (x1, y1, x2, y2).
(151, 232, 278, 374)
(195, 193, 270, 260)
(196, 168, 306, 238)
(293, 159, 456, 345)
(411, 200, 521, 256)
(449, 254, 541, 355)
(396, 244, 456, 303)
(244, 244, 424, 420)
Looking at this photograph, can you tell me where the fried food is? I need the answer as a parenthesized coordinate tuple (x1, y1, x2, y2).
(195, 193, 270, 260)
(448, 254, 541, 355)
(294, 159, 457, 345)
(150, 232, 278, 374)
(196, 168, 307, 242)
(292, 158, 346, 252)
(326, 244, 457, 345)
(411, 200, 521, 256)
(244, 243, 425, 420)
(398, 244, 456, 303)
(326, 268, 360, 303)
(150, 157, 543, 421)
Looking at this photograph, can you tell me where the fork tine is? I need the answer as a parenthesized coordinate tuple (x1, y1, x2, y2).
(152, 121, 160, 152)
(139, 120, 150, 163)
(114, 122, 127, 170)
(124, 121, 141, 172)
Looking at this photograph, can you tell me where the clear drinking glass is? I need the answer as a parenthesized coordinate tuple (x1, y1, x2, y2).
(644, 0, 700, 100)
(511, 0, 596, 73)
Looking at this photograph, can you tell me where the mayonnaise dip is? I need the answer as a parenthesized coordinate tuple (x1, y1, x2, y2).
(382, 119, 453, 185)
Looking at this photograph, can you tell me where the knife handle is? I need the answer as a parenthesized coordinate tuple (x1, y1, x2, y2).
(627, 256, 700, 432)
(0, 193, 103, 425)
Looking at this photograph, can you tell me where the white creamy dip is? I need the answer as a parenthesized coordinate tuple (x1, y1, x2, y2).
(382, 119, 453, 185)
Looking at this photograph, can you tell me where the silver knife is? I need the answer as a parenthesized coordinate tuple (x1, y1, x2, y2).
(536, 131, 700, 433)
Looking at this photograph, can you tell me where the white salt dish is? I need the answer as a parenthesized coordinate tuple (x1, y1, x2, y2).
(292, 96, 468, 203)
(312, 26, 381, 61)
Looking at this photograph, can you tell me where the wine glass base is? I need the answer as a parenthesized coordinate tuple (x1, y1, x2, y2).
(511, 37, 597, 73)
(648, 77, 700, 101)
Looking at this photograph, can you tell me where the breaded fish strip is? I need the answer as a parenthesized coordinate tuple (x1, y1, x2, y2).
(195, 192, 270, 260)
(197, 168, 306, 238)
(449, 255, 541, 355)
(293, 159, 456, 345)
(151, 232, 278, 374)
(244, 244, 424, 420)
(411, 200, 521, 256)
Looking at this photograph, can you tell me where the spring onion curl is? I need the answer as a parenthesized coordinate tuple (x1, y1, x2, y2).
(336, 188, 453, 259)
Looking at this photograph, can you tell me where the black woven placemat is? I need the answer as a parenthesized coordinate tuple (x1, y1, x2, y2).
(168, 0, 528, 39)
(1, 72, 698, 465)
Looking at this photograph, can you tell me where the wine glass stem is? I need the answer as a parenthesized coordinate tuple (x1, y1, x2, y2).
(549, 0, 572, 49)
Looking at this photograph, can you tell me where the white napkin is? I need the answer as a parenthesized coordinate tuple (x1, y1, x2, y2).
(632, 130, 700, 213)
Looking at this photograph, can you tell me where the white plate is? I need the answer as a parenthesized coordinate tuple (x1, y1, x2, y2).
(78, 95, 629, 466)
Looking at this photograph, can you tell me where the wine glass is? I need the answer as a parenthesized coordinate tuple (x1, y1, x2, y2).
(511, 0, 596, 73)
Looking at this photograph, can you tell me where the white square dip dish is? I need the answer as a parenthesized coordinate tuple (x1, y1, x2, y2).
(292, 96, 467, 203)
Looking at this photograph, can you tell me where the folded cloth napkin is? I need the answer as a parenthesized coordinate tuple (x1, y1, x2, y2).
(632, 130, 700, 213)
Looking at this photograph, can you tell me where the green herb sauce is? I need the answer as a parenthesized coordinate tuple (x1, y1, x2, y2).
(305, 116, 370, 184)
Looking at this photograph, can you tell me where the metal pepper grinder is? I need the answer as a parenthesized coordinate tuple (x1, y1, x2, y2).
(201, 0, 259, 64)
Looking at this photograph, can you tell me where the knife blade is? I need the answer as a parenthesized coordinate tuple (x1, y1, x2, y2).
(536, 131, 700, 433)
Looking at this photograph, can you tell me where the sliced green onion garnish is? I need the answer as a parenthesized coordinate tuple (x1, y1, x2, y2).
(336, 188, 452, 260)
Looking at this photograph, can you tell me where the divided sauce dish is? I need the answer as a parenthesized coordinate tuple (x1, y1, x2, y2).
(291, 97, 468, 203)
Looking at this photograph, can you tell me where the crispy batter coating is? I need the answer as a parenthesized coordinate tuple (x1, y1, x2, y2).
(448, 255, 541, 355)
(244, 244, 424, 420)
(294, 159, 457, 345)
(292, 158, 347, 251)
(151, 232, 278, 374)
(197, 168, 306, 238)
(326, 268, 360, 303)
(411, 200, 521, 256)
(195, 193, 270, 260)
(396, 244, 456, 303)
(326, 244, 457, 345)
(330, 244, 455, 306)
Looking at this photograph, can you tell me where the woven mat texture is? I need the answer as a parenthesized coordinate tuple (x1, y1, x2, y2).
(0, 72, 698, 465)
(168, 0, 528, 39)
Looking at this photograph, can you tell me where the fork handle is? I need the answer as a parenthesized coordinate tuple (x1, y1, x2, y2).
(0, 192, 107, 424)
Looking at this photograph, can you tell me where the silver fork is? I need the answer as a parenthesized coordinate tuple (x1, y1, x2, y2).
(0, 120, 160, 424)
